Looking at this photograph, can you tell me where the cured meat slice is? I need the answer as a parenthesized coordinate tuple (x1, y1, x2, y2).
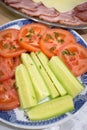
(4, 0, 21, 4)
(9, 0, 40, 11)
(74, 2, 87, 11)
(75, 11, 87, 22)
(20, 3, 59, 17)
(39, 15, 60, 23)
(39, 10, 79, 25)
(38, 3, 59, 17)
(73, 2, 87, 22)
(57, 11, 80, 26)
(20, 8, 38, 16)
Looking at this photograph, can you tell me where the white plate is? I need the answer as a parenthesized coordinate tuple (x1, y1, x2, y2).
(0, 18, 87, 129)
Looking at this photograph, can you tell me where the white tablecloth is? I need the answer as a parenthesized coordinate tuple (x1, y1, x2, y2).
(0, 102, 87, 130)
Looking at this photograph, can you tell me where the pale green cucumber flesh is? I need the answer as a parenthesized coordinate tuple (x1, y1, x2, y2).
(27, 95, 74, 120)
(36, 52, 67, 96)
(48, 56, 84, 98)
(15, 64, 37, 109)
(30, 52, 59, 98)
(21, 53, 50, 101)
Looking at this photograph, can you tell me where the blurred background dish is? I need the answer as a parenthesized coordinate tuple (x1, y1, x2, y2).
(0, 0, 87, 29)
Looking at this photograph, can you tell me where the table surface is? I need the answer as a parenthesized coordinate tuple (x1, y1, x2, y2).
(0, 3, 87, 130)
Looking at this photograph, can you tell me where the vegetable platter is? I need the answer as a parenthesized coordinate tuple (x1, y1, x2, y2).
(0, 18, 87, 129)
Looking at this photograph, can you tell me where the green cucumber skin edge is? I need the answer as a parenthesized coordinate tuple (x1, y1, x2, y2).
(21, 53, 50, 101)
(30, 52, 59, 98)
(48, 56, 84, 98)
(36, 52, 67, 96)
(15, 64, 37, 109)
(27, 95, 74, 121)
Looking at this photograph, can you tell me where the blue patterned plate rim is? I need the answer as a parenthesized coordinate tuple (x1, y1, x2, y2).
(0, 18, 87, 129)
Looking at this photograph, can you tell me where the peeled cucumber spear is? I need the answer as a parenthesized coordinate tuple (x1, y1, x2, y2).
(30, 52, 59, 98)
(36, 52, 67, 96)
(48, 56, 84, 98)
(27, 95, 74, 121)
(15, 64, 37, 109)
(21, 53, 50, 102)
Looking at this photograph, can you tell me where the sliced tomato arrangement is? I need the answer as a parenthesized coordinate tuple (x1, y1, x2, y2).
(40, 28, 76, 58)
(0, 23, 87, 110)
(18, 23, 48, 52)
(0, 56, 21, 82)
(0, 56, 21, 110)
(57, 43, 87, 76)
(0, 29, 26, 58)
(0, 79, 20, 110)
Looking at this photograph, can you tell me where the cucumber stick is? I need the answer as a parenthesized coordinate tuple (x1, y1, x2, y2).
(49, 56, 84, 98)
(27, 95, 74, 120)
(30, 52, 59, 98)
(36, 52, 67, 96)
(21, 53, 50, 101)
(15, 64, 37, 109)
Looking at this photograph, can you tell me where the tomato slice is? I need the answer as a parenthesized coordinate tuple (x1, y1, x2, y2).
(0, 29, 26, 58)
(40, 28, 76, 58)
(18, 23, 48, 52)
(0, 56, 21, 82)
(0, 79, 20, 110)
(57, 43, 87, 76)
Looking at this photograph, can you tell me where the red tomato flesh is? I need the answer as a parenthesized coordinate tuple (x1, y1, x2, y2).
(0, 29, 26, 58)
(0, 56, 21, 82)
(57, 43, 87, 76)
(18, 23, 48, 52)
(0, 79, 20, 110)
(40, 28, 76, 58)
